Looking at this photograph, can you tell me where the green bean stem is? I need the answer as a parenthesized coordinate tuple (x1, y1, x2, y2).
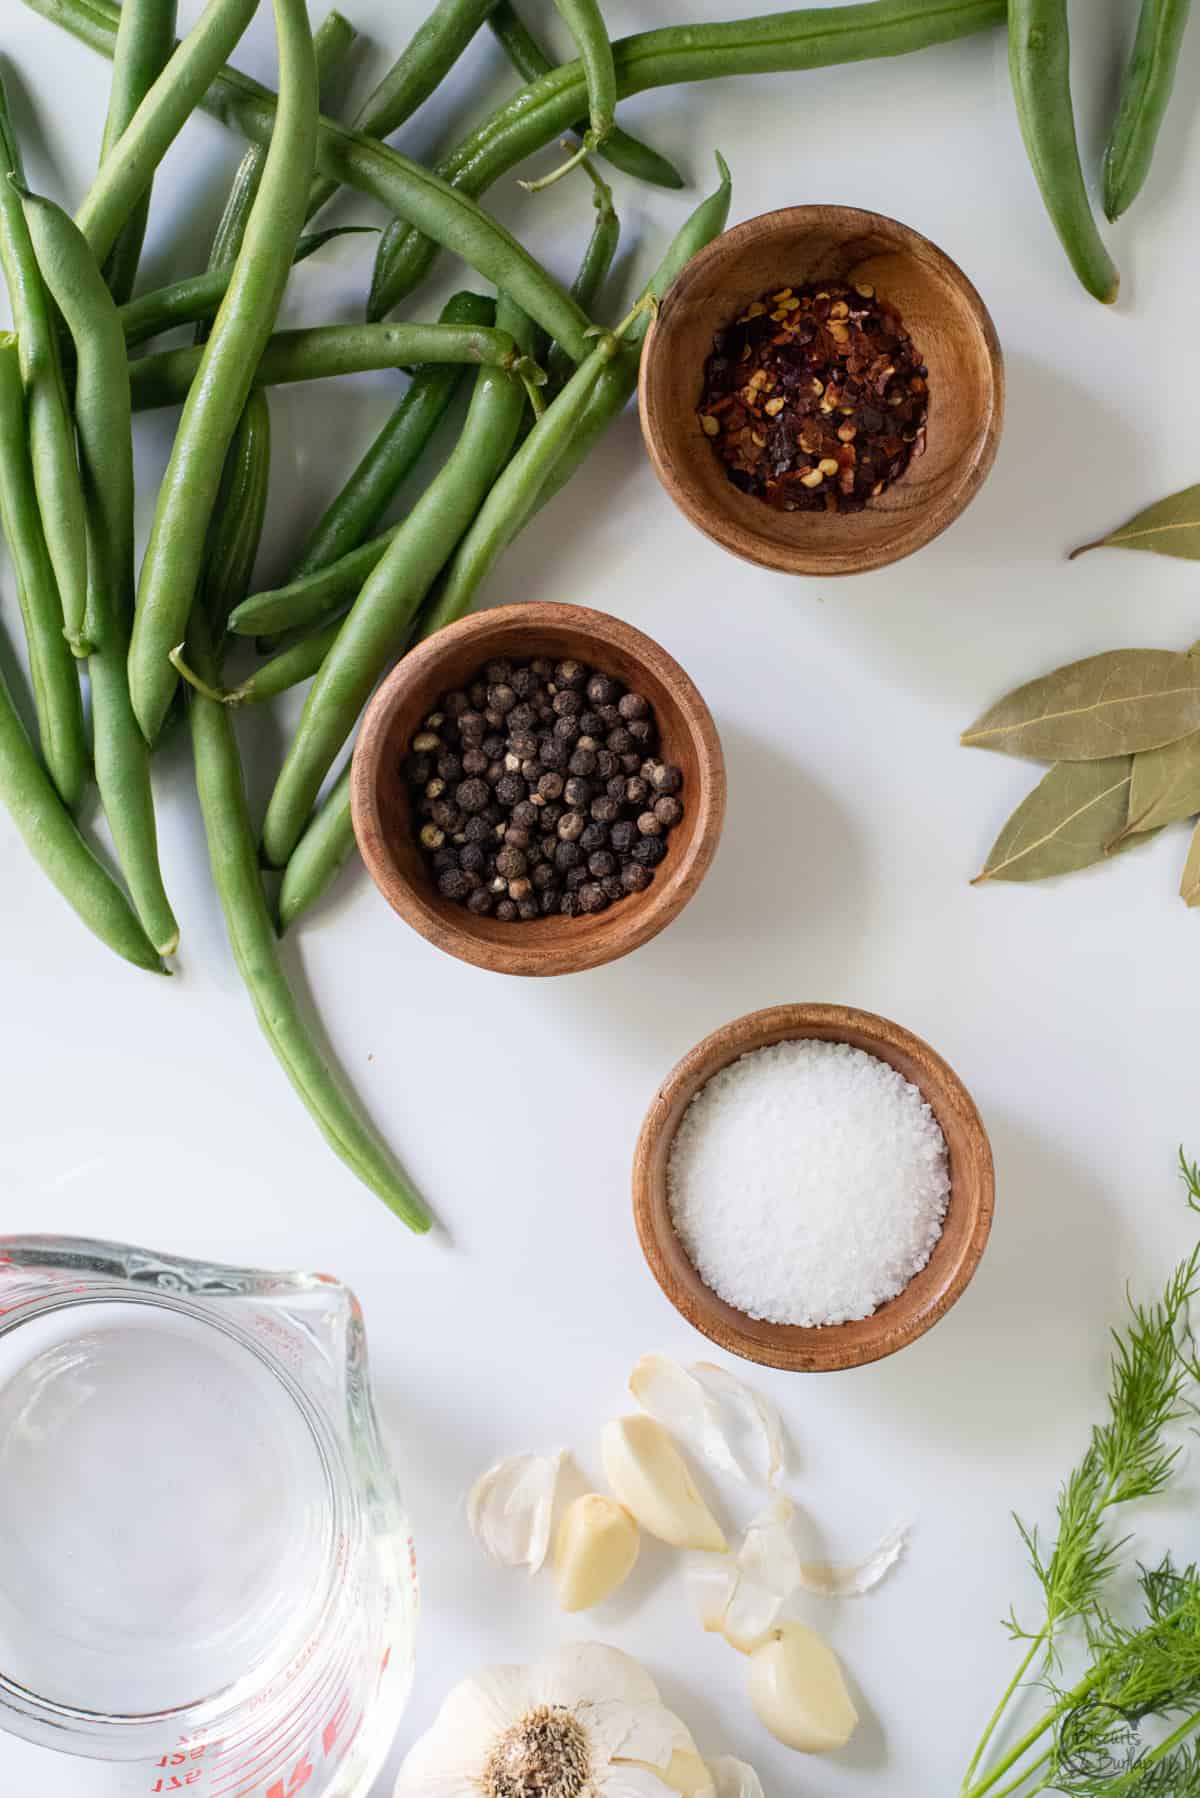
(183, 611, 430, 1229)
(98, 0, 179, 303)
(520, 0, 618, 191)
(366, 0, 1005, 314)
(116, 225, 374, 349)
(0, 338, 87, 807)
(0, 79, 91, 653)
(127, 0, 319, 745)
(546, 158, 618, 390)
(230, 528, 397, 639)
(0, 648, 163, 970)
(1007, 0, 1120, 302)
(76, 0, 259, 266)
(276, 158, 730, 931)
(1103, 0, 1193, 220)
(489, 0, 683, 190)
(290, 291, 494, 585)
(260, 299, 534, 869)
(24, 0, 597, 362)
(24, 190, 179, 954)
(174, 614, 340, 706)
(307, 0, 499, 218)
(129, 321, 542, 412)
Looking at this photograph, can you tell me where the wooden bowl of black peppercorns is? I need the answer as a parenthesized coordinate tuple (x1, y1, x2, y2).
(351, 604, 726, 977)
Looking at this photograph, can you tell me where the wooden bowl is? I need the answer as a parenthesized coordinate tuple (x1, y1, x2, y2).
(633, 1004, 994, 1372)
(351, 604, 726, 977)
(639, 205, 1004, 576)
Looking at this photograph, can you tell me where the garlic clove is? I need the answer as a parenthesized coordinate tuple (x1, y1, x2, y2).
(746, 1622, 859, 1753)
(710, 1756, 766, 1798)
(467, 1450, 563, 1572)
(602, 1415, 728, 1552)
(553, 1494, 640, 1612)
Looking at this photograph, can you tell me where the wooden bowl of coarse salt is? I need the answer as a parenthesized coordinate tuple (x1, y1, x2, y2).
(633, 1004, 993, 1373)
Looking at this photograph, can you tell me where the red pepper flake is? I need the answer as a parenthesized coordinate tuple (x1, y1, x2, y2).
(697, 280, 929, 513)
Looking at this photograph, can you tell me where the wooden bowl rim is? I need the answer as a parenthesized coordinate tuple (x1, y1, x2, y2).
(638, 203, 1005, 577)
(351, 603, 726, 977)
(632, 1002, 995, 1371)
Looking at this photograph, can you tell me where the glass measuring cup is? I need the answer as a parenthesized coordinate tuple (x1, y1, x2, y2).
(0, 1236, 417, 1798)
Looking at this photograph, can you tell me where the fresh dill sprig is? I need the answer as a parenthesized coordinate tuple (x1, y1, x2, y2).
(960, 1159, 1200, 1798)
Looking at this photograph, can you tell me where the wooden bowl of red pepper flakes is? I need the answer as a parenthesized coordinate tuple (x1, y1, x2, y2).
(639, 205, 1003, 577)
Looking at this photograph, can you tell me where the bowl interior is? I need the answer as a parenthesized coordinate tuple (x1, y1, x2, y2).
(640, 207, 1003, 575)
(634, 1005, 994, 1371)
(353, 607, 724, 977)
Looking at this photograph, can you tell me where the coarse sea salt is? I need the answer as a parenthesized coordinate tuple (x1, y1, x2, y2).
(666, 1039, 950, 1327)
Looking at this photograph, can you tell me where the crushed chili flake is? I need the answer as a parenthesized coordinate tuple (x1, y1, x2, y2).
(697, 280, 929, 513)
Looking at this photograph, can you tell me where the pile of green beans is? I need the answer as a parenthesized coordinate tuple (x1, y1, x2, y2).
(7, 0, 1190, 1229)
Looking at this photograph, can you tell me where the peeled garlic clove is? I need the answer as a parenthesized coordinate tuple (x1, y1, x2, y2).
(554, 1494, 640, 1612)
(746, 1622, 858, 1753)
(602, 1415, 728, 1553)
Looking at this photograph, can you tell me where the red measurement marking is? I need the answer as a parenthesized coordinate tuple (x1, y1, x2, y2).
(265, 1752, 313, 1798)
(321, 1692, 351, 1759)
(149, 1776, 201, 1792)
(157, 1749, 208, 1767)
(207, 1652, 348, 1798)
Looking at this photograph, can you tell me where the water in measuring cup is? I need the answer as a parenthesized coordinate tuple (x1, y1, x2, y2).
(0, 1300, 336, 1718)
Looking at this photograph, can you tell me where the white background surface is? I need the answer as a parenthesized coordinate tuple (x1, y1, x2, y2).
(3, 1, 1200, 1793)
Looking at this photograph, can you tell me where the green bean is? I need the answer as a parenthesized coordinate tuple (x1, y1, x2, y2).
(307, 0, 499, 218)
(98, 0, 178, 303)
(0, 339, 87, 807)
(520, 0, 617, 192)
(290, 291, 494, 583)
(0, 75, 91, 653)
(0, 647, 163, 971)
(127, 0, 319, 746)
(364, 0, 1005, 314)
(203, 6, 356, 310)
(230, 526, 397, 638)
(175, 613, 340, 706)
(23, 191, 180, 956)
(276, 759, 355, 930)
(1007, 0, 1119, 303)
(489, 1, 683, 191)
(260, 299, 534, 869)
(276, 158, 731, 932)
(181, 609, 430, 1229)
(1103, 0, 1193, 221)
(25, 0, 595, 362)
(199, 388, 271, 632)
(546, 159, 617, 390)
(128, 320, 539, 413)
(76, 0, 259, 267)
(115, 226, 375, 348)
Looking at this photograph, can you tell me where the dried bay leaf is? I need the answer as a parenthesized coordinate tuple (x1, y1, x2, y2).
(973, 758, 1146, 883)
(1118, 640, 1200, 840)
(1071, 483, 1200, 561)
(961, 650, 1200, 762)
(1181, 821, 1200, 907)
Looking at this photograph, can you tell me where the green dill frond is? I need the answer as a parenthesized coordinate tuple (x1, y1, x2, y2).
(1179, 1146, 1200, 1214)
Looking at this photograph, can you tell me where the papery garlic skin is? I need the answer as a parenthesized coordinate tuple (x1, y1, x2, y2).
(554, 1495, 640, 1613)
(710, 1756, 766, 1798)
(602, 1415, 728, 1552)
(746, 1622, 859, 1753)
(466, 1451, 563, 1572)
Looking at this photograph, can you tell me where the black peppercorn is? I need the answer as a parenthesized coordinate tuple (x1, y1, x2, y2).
(469, 681, 487, 707)
(431, 800, 462, 832)
(555, 840, 582, 872)
(539, 889, 560, 915)
(461, 747, 488, 776)
(530, 657, 553, 679)
(586, 673, 618, 707)
(494, 773, 525, 807)
(601, 873, 624, 902)
(650, 762, 683, 795)
(541, 806, 563, 833)
(565, 865, 589, 891)
(628, 718, 653, 745)
(509, 731, 538, 761)
(625, 777, 649, 806)
(538, 735, 568, 771)
(620, 753, 642, 776)
(538, 771, 564, 801)
(432, 847, 458, 873)
(621, 862, 651, 893)
(445, 690, 470, 718)
(553, 715, 581, 744)
(405, 752, 432, 784)
(437, 750, 463, 784)
(578, 882, 608, 913)
(510, 799, 539, 830)
(560, 891, 580, 916)
(503, 826, 531, 851)
(557, 810, 585, 842)
(508, 702, 536, 733)
(555, 658, 586, 689)
(467, 887, 493, 915)
(438, 868, 472, 899)
(637, 811, 662, 837)
(484, 658, 512, 684)
(594, 750, 618, 780)
(568, 746, 597, 777)
(606, 727, 634, 756)
(580, 821, 608, 853)
(579, 710, 605, 738)
(456, 777, 490, 814)
(619, 692, 649, 721)
(633, 835, 667, 867)
(508, 877, 533, 902)
(552, 688, 583, 717)
(495, 899, 518, 922)
(488, 683, 517, 714)
(610, 819, 636, 854)
(563, 776, 593, 808)
(532, 862, 556, 891)
(458, 710, 485, 744)
(464, 816, 491, 844)
(496, 845, 527, 880)
(588, 849, 616, 878)
(591, 796, 619, 825)
(654, 795, 683, 828)
(460, 843, 486, 874)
